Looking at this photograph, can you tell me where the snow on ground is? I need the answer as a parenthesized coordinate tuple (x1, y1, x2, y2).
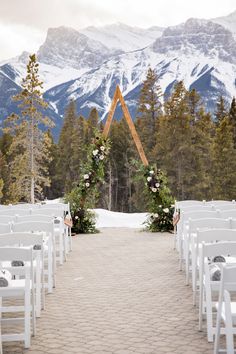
(94, 208, 148, 228)
(44, 200, 148, 228)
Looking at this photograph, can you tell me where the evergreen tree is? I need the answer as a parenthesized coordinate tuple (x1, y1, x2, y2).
(86, 108, 99, 144)
(0, 133, 12, 203)
(3, 54, 53, 203)
(212, 116, 236, 199)
(136, 67, 162, 163)
(71, 115, 87, 184)
(56, 100, 78, 194)
(215, 96, 227, 124)
(229, 97, 236, 147)
(187, 88, 201, 120)
(190, 108, 215, 199)
(154, 81, 194, 200)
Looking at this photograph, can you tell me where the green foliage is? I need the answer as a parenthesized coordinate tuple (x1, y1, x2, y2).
(134, 161, 174, 232)
(212, 116, 236, 199)
(65, 132, 111, 233)
(3, 54, 53, 203)
(136, 67, 162, 163)
(0, 178, 3, 201)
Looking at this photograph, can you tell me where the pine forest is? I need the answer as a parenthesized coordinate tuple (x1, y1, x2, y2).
(1, 58, 236, 211)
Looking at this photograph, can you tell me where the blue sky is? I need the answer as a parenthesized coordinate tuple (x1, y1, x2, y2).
(0, 0, 235, 60)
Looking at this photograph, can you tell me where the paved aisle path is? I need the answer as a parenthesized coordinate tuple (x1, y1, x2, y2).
(4, 229, 213, 354)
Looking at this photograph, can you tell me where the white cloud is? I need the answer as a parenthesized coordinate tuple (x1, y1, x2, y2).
(0, 0, 235, 61)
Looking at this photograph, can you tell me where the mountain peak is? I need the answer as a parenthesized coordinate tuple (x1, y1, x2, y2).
(153, 18, 236, 63)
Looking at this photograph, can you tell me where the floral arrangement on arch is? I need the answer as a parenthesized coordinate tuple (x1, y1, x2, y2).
(65, 132, 111, 233)
(143, 165, 175, 232)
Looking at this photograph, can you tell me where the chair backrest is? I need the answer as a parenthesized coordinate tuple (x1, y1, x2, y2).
(0, 247, 32, 280)
(189, 218, 231, 234)
(208, 200, 235, 204)
(215, 204, 236, 211)
(0, 223, 11, 234)
(15, 214, 54, 223)
(9, 204, 33, 209)
(0, 215, 15, 224)
(40, 203, 68, 211)
(202, 241, 236, 259)
(0, 232, 44, 248)
(197, 229, 236, 244)
(183, 210, 219, 221)
(0, 209, 32, 216)
(31, 208, 64, 218)
(220, 210, 236, 219)
(180, 205, 215, 212)
(12, 221, 54, 234)
(0, 246, 32, 262)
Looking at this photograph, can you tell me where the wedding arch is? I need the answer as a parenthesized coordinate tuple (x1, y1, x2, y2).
(103, 85, 149, 166)
(66, 85, 174, 233)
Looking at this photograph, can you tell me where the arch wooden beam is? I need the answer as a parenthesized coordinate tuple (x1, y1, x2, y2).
(103, 85, 149, 166)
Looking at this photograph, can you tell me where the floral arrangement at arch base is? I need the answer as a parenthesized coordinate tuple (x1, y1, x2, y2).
(65, 132, 111, 234)
(143, 166, 175, 232)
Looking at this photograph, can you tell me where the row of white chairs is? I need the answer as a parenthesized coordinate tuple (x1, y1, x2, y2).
(174, 200, 236, 353)
(0, 202, 72, 351)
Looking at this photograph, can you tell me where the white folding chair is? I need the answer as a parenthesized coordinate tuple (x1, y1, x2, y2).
(214, 265, 236, 354)
(0, 232, 44, 317)
(199, 242, 236, 342)
(178, 210, 219, 271)
(194, 229, 236, 307)
(185, 218, 230, 285)
(30, 211, 66, 265)
(12, 222, 55, 294)
(0, 247, 33, 348)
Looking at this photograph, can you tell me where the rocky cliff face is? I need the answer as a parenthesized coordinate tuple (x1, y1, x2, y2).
(0, 17, 235, 138)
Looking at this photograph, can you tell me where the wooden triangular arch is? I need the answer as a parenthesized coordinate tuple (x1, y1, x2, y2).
(103, 85, 149, 166)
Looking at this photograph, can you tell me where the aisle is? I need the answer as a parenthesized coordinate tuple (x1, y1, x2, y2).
(3, 228, 213, 354)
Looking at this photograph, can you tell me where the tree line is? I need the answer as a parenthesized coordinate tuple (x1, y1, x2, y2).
(0, 56, 236, 211)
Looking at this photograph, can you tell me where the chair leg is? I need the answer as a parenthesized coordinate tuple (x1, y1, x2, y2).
(0, 297, 2, 354)
(205, 286, 214, 342)
(24, 289, 31, 348)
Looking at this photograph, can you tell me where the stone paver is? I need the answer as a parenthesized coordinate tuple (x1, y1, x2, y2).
(3, 228, 215, 354)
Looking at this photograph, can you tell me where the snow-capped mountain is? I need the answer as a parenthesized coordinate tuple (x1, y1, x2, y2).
(212, 10, 236, 39)
(81, 22, 164, 52)
(0, 17, 236, 138)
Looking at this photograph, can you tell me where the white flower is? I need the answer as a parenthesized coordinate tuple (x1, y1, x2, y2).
(100, 146, 105, 151)
(159, 205, 162, 208)
(84, 174, 89, 179)
(75, 216, 79, 220)
(85, 182, 90, 187)
(147, 177, 152, 182)
(163, 208, 169, 213)
(155, 183, 160, 188)
(151, 187, 157, 193)
(154, 213, 159, 218)
(93, 149, 99, 156)
(99, 155, 104, 160)
(149, 170, 154, 175)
